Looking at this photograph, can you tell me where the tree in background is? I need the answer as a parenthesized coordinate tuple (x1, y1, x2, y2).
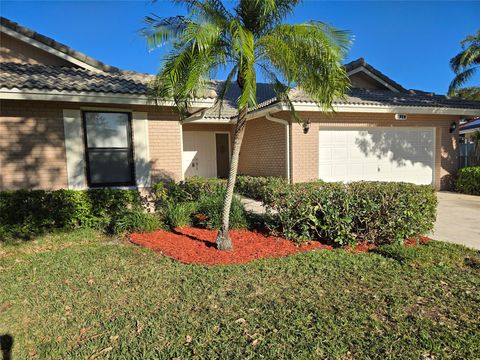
(144, 0, 351, 250)
(448, 30, 480, 100)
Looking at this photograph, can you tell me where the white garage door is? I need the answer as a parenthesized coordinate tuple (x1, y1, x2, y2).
(318, 127, 435, 185)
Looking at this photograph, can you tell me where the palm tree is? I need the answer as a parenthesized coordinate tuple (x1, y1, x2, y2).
(448, 30, 480, 100)
(144, 0, 351, 250)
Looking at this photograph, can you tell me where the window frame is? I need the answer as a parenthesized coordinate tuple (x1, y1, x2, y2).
(82, 110, 136, 188)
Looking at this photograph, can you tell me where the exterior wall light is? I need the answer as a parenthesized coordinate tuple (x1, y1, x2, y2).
(303, 119, 311, 134)
(449, 121, 457, 133)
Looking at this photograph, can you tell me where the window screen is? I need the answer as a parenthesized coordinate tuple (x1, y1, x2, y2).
(84, 112, 134, 186)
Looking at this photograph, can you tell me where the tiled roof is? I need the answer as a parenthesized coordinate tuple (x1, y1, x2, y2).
(1, 16, 120, 73)
(0, 62, 216, 98)
(289, 87, 480, 110)
(204, 81, 277, 118)
(344, 57, 407, 92)
(0, 62, 152, 94)
(1, 62, 479, 117)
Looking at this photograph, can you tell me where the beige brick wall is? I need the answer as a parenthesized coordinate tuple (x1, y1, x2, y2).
(148, 109, 183, 182)
(0, 100, 68, 189)
(238, 116, 287, 177)
(289, 112, 460, 190)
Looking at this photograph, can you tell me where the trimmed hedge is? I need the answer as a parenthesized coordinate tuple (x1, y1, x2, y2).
(154, 176, 286, 206)
(456, 166, 480, 195)
(153, 177, 227, 205)
(265, 181, 437, 246)
(235, 176, 288, 203)
(0, 189, 144, 240)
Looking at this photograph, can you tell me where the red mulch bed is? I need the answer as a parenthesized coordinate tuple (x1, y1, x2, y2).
(130, 227, 332, 265)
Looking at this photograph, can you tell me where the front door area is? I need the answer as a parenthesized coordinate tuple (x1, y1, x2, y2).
(182, 131, 230, 178)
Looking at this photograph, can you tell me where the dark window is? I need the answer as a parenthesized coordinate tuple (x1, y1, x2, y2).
(83, 111, 135, 187)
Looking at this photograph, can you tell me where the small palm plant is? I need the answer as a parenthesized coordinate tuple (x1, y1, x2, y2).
(144, 0, 351, 250)
(448, 30, 480, 100)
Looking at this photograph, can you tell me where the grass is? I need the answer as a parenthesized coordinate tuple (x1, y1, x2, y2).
(1, 231, 480, 359)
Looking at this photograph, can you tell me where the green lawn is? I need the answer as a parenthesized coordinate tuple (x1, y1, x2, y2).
(1, 230, 479, 359)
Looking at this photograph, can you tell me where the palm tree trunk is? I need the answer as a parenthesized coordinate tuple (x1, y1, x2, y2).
(216, 106, 248, 250)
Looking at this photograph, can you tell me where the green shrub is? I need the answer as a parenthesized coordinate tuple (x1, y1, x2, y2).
(235, 176, 288, 204)
(153, 181, 193, 205)
(195, 190, 247, 230)
(456, 166, 480, 195)
(164, 201, 198, 229)
(111, 209, 164, 235)
(0, 189, 142, 241)
(153, 177, 227, 208)
(180, 177, 227, 201)
(267, 181, 437, 246)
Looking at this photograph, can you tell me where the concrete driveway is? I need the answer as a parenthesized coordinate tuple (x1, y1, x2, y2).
(433, 192, 480, 250)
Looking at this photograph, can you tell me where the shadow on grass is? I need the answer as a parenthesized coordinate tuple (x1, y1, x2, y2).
(0, 334, 13, 360)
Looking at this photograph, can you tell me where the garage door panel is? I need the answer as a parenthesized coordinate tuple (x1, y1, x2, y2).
(319, 127, 434, 185)
(318, 163, 334, 181)
(332, 148, 348, 161)
(319, 148, 333, 161)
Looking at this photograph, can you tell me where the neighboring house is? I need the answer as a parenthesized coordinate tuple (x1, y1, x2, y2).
(459, 118, 480, 167)
(1, 17, 480, 191)
(460, 118, 480, 143)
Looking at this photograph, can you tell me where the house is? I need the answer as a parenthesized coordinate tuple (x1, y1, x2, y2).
(1, 17, 480, 191)
(460, 118, 480, 143)
(459, 118, 480, 167)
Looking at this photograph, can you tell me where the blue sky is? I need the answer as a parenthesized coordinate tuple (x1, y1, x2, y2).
(1, 1, 479, 94)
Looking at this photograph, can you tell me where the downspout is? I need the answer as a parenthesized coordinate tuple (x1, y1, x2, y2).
(266, 113, 291, 183)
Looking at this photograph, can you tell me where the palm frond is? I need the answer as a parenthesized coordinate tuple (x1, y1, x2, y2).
(143, 15, 188, 49)
(450, 45, 480, 73)
(213, 64, 239, 117)
(451, 86, 480, 101)
(448, 66, 479, 95)
(235, 0, 301, 36)
(229, 19, 257, 109)
(257, 21, 351, 111)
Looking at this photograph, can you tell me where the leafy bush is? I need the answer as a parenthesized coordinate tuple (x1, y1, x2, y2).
(164, 202, 198, 229)
(456, 166, 480, 195)
(153, 177, 227, 208)
(111, 209, 164, 235)
(181, 177, 227, 201)
(235, 176, 288, 204)
(267, 181, 437, 246)
(153, 181, 193, 205)
(195, 190, 247, 230)
(0, 189, 142, 241)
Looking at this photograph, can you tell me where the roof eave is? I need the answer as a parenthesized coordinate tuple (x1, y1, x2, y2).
(248, 101, 480, 117)
(0, 87, 215, 107)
